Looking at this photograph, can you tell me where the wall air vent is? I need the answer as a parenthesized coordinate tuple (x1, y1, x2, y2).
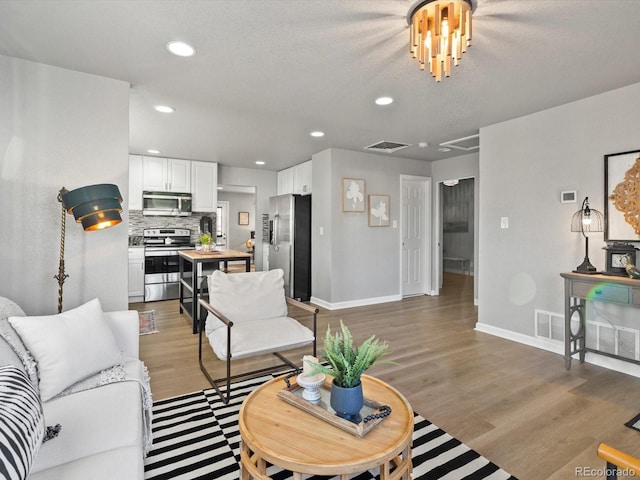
(364, 141, 411, 154)
(439, 134, 479, 151)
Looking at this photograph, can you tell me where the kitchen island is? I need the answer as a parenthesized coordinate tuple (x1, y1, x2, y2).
(178, 249, 253, 333)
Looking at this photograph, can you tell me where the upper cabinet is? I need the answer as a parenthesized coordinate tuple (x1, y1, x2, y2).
(128, 154, 143, 210)
(142, 156, 191, 192)
(128, 155, 218, 212)
(191, 161, 218, 212)
(277, 168, 294, 196)
(293, 160, 312, 195)
(277, 160, 312, 195)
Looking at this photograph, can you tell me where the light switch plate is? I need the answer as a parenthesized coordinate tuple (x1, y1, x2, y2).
(501, 217, 509, 229)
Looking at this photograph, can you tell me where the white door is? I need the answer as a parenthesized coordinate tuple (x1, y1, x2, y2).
(216, 201, 229, 248)
(401, 177, 431, 296)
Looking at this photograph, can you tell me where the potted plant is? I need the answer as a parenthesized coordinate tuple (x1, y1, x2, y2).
(309, 320, 392, 419)
(199, 231, 212, 252)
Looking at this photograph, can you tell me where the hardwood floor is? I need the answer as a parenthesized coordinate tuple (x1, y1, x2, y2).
(134, 273, 640, 479)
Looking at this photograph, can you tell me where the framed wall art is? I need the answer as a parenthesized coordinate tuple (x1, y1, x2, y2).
(368, 194, 390, 227)
(342, 178, 365, 212)
(238, 211, 249, 225)
(605, 149, 640, 242)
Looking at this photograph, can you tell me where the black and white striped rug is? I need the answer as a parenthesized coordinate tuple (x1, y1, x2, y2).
(145, 376, 517, 480)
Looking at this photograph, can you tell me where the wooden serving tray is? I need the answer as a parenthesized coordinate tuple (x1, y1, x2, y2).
(277, 377, 389, 438)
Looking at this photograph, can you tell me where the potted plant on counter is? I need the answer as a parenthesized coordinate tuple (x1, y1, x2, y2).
(199, 231, 213, 252)
(308, 320, 393, 419)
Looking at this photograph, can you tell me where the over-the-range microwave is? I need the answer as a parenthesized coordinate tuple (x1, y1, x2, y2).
(142, 191, 192, 216)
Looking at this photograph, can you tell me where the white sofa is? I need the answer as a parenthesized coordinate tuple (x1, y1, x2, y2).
(0, 297, 149, 480)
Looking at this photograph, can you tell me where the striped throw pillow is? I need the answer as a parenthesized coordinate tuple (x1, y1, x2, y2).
(0, 365, 44, 480)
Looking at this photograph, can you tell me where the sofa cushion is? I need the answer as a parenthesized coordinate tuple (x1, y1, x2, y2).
(28, 446, 143, 480)
(8, 299, 122, 401)
(206, 269, 288, 334)
(207, 316, 314, 360)
(0, 365, 45, 480)
(31, 379, 143, 474)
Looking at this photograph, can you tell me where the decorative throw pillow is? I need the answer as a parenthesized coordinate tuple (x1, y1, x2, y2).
(0, 297, 39, 390)
(0, 365, 45, 480)
(8, 298, 123, 402)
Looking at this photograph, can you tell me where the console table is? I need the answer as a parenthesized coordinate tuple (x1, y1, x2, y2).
(561, 272, 640, 369)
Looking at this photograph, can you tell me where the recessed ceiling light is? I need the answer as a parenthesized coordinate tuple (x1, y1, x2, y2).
(418, 142, 428, 148)
(147, 149, 160, 154)
(166, 41, 196, 57)
(217, 186, 224, 190)
(154, 105, 175, 113)
(255, 161, 266, 165)
(375, 96, 394, 106)
(310, 131, 325, 138)
(438, 147, 452, 152)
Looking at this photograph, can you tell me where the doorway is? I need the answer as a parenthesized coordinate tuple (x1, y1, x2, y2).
(400, 175, 432, 296)
(216, 201, 229, 249)
(439, 178, 475, 289)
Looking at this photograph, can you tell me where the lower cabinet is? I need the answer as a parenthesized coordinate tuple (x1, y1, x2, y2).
(128, 248, 144, 302)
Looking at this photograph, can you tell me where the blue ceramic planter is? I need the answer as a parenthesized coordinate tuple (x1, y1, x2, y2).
(330, 380, 363, 420)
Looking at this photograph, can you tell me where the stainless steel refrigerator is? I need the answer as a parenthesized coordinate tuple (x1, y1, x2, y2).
(268, 194, 311, 301)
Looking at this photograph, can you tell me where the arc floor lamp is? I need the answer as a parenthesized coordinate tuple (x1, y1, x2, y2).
(55, 184, 123, 313)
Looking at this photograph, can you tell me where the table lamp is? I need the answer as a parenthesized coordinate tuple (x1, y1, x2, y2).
(571, 196, 604, 274)
(55, 184, 123, 313)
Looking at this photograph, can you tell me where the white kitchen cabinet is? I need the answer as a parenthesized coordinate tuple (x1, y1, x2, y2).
(128, 247, 144, 302)
(277, 167, 294, 195)
(142, 156, 191, 192)
(128, 154, 143, 210)
(293, 160, 312, 194)
(191, 160, 218, 212)
(277, 161, 312, 195)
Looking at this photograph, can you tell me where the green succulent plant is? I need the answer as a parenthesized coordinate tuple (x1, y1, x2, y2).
(309, 320, 393, 388)
(199, 231, 212, 245)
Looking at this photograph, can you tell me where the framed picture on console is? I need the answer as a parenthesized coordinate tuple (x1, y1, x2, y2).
(605, 149, 640, 242)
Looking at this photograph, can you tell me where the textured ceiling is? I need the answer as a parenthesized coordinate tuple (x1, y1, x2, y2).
(1, 0, 640, 171)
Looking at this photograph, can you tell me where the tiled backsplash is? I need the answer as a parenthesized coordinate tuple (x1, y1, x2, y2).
(129, 210, 217, 244)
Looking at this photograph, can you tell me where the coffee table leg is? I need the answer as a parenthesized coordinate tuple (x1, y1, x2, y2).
(240, 442, 250, 480)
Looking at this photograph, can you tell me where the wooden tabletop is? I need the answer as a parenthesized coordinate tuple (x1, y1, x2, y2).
(178, 248, 252, 260)
(239, 374, 414, 476)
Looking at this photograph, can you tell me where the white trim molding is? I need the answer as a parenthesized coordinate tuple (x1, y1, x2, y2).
(310, 294, 402, 311)
(475, 322, 640, 379)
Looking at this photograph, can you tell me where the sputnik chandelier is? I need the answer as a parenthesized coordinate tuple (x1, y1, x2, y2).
(408, 0, 472, 82)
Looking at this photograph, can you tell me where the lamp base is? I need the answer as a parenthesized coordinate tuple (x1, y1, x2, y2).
(573, 258, 599, 275)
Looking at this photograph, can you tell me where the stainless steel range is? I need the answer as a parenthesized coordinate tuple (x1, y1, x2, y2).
(143, 228, 194, 302)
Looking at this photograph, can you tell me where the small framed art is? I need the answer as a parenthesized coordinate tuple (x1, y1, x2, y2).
(368, 195, 390, 227)
(238, 212, 249, 225)
(342, 178, 365, 212)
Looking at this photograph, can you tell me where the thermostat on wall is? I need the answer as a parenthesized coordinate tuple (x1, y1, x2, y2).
(561, 190, 577, 203)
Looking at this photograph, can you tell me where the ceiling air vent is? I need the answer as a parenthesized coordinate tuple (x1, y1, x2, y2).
(439, 134, 479, 152)
(364, 141, 411, 154)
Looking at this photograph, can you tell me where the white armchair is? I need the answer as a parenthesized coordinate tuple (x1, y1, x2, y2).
(198, 269, 318, 403)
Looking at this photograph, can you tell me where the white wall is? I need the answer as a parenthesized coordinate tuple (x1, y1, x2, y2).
(218, 165, 277, 271)
(311, 148, 430, 308)
(0, 55, 130, 314)
(217, 191, 256, 251)
(478, 82, 640, 337)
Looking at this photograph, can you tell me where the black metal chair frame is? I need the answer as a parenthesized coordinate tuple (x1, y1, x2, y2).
(198, 297, 318, 404)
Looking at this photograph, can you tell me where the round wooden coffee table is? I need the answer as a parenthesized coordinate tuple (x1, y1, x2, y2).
(238, 374, 413, 480)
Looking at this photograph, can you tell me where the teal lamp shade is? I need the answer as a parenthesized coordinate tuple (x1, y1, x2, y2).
(60, 184, 123, 231)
